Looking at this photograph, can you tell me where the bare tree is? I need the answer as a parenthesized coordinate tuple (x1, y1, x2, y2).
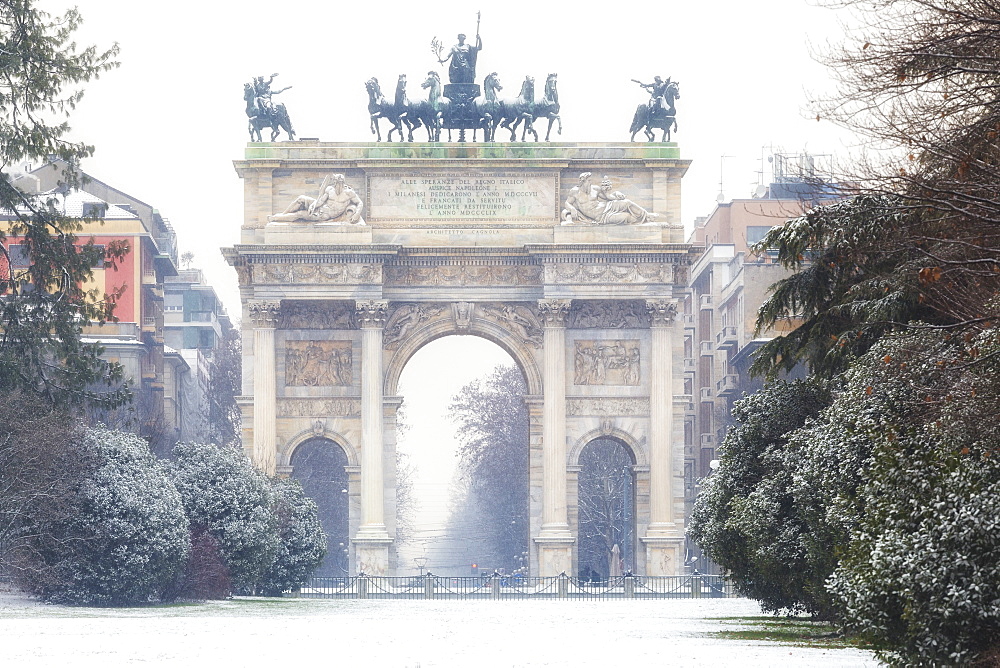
(577, 439, 634, 580)
(449, 365, 529, 571)
(0, 391, 88, 583)
(207, 328, 241, 447)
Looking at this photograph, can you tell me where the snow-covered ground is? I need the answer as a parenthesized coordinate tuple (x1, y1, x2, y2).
(0, 593, 877, 667)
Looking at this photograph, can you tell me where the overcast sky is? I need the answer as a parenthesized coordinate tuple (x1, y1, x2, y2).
(48, 0, 858, 318)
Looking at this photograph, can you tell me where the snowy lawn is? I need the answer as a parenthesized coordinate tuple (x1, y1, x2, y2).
(0, 593, 878, 667)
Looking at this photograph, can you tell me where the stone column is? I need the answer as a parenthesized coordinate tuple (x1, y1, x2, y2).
(249, 301, 280, 475)
(534, 299, 575, 575)
(353, 299, 392, 575)
(642, 299, 684, 575)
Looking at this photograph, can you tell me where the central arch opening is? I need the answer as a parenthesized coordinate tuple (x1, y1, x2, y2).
(395, 335, 530, 576)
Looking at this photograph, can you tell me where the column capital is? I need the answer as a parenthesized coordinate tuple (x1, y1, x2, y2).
(645, 299, 678, 327)
(355, 300, 389, 329)
(249, 301, 281, 328)
(537, 299, 572, 326)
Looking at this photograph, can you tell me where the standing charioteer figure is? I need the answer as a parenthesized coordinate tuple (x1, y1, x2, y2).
(432, 12, 483, 85)
(430, 12, 487, 141)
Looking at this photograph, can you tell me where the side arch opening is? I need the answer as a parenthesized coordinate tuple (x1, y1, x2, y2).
(290, 437, 350, 576)
(576, 437, 637, 581)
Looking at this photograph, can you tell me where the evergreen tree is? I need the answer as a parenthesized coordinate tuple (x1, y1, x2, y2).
(0, 0, 125, 409)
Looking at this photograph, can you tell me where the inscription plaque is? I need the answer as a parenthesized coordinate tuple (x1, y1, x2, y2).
(367, 171, 557, 222)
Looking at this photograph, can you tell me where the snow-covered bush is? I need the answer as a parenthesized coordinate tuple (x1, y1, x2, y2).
(27, 428, 190, 605)
(827, 332, 1000, 666)
(168, 442, 280, 594)
(688, 379, 833, 615)
(257, 478, 326, 596)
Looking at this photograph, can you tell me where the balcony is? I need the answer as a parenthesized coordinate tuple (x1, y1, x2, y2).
(700, 433, 716, 447)
(699, 387, 713, 402)
(699, 340, 714, 356)
(141, 315, 157, 333)
(142, 283, 163, 300)
(717, 374, 739, 397)
(716, 325, 738, 350)
(683, 357, 696, 370)
(699, 294, 713, 310)
(681, 313, 695, 327)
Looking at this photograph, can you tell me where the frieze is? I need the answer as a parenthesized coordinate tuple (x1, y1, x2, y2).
(285, 340, 353, 386)
(255, 263, 381, 285)
(566, 398, 650, 417)
(385, 264, 541, 286)
(277, 398, 362, 417)
(280, 301, 356, 330)
(383, 303, 448, 348)
(567, 300, 650, 329)
(574, 340, 641, 386)
(545, 263, 674, 285)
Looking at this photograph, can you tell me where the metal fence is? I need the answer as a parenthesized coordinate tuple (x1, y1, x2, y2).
(288, 573, 736, 600)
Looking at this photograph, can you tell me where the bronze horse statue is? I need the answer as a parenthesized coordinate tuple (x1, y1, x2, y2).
(244, 82, 295, 142)
(407, 71, 447, 141)
(531, 73, 562, 142)
(366, 76, 409, 142)
(629, 79, 679, 142)
(473, 72, 504, 142)
(497, 75, 538, 142)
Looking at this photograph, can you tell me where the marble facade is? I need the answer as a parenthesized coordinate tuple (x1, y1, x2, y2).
(224, 142, 694, 576)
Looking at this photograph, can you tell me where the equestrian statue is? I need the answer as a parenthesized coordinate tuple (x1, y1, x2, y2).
(629, 76, 679, 142)
(244, 73, 295, 142)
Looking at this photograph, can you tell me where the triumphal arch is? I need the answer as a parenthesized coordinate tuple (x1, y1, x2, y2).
(224, 142, 694, 577)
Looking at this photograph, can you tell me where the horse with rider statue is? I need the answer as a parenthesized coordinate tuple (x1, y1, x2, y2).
(244, 73, 295, 142)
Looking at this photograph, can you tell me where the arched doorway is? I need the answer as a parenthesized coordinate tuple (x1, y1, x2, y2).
(290, 437, 350, 576)
(394, 335, 530, 576)
(577, 437, 636, 580)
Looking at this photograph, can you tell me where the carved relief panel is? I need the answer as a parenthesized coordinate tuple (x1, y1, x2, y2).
(277, 398, 361, 417)
(285, 340, 353, 386)
(280, 300, 356, 329)
(545, 263, 674, 285)
(478, 302, 543, 347)
(255, 263, 381, 285)
(573, 339, 641, 386)
(567, 300, 650, 329)
(383, 303, 448, 349)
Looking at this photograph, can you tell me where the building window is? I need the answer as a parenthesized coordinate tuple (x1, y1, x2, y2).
(6, 243, 30, 267)
(82, 202, 107, 218)
(746, 226, 775, 246)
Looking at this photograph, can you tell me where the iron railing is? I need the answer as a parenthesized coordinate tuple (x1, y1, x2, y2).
(288, 573, 736, 600)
